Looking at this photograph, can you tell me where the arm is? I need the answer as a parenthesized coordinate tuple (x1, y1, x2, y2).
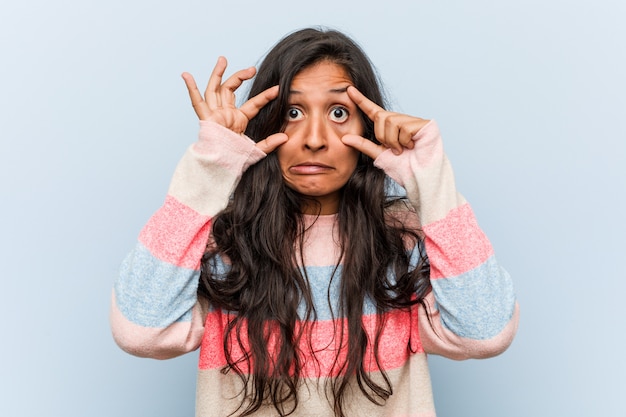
(374, 120, 518, 359)
(111, 57, 286, 359)
(111, 121, 265, 359)
(342, 86, 518, 359)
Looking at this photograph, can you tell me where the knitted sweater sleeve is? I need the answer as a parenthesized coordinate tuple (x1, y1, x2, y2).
(375, 120, 519, 359)
(110, 121, 265, 359)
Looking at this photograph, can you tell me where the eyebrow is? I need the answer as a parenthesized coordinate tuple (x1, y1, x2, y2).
(289, 86, 349, 95)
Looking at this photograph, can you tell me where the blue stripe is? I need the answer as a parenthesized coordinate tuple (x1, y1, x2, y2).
(208, 242, 422, 321)
(115, 242, 198, 327)
(430, 255, 515, 339)
(209, 256, 378, 320)
(300, 265, 378, 320)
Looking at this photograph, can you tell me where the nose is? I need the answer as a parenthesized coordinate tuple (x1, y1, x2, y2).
(303, 114, 327, 152)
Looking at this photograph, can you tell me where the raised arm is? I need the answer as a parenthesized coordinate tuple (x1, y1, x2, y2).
(342, 86, 519, 359)
(111, 57, 286, 359)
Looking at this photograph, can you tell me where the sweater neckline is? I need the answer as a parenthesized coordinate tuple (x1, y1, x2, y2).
(302, 213, 338, 229)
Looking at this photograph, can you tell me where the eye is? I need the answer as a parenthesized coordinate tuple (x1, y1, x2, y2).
(286, 107, 304, 121)
(329, 106, 349, 123)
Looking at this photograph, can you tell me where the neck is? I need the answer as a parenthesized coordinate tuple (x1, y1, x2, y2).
(300, 196, 340, 215)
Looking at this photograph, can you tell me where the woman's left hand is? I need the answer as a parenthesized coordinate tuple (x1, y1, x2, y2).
(341, 86, 430, 159)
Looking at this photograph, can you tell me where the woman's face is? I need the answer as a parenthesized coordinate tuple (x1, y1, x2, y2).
(276, 61, 363, 215)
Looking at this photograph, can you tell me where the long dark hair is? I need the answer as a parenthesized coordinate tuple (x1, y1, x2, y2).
(198, 27, 431, 417)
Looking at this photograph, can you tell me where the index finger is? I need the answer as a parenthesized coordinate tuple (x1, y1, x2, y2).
(239, 85, 280, 120)
(346, 85, 384, 120)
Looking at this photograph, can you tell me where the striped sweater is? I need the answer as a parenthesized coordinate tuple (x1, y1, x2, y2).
(111, 120, 519, 416)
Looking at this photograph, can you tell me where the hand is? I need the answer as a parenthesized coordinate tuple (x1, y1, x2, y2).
(182, 56, 286, 153)
(182, 56, 279, 134)
(341, 86, 430, 158)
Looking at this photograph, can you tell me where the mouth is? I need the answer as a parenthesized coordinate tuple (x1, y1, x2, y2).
(289, 162, 333, 175)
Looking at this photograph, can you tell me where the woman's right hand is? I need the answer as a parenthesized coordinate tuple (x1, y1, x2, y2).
(182, 56, 279, 135)
(182, 56, 287, 153)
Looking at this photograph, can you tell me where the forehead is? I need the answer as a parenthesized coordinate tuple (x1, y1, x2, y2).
(289, 61, 353, 92)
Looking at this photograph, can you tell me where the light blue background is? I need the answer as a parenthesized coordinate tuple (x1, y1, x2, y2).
(1, 0, 624, 416)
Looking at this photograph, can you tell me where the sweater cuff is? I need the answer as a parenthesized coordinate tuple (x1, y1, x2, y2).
(195, 120, 266, 169)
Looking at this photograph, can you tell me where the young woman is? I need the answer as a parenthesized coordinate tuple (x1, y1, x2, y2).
(111, 27, 519, 417)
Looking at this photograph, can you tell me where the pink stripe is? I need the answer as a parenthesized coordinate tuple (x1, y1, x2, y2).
(422, 203, 493, 279)
(138, 195, 212, 270)
(198, 308, 423, 376)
